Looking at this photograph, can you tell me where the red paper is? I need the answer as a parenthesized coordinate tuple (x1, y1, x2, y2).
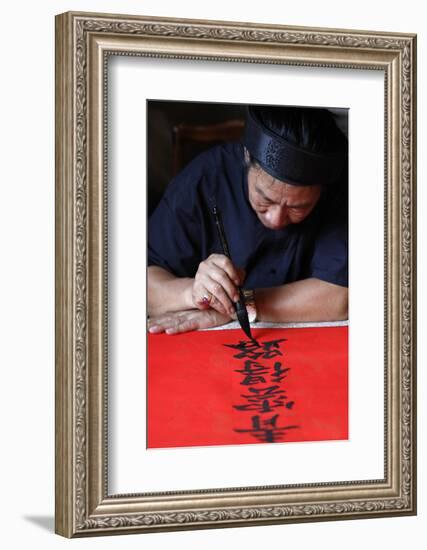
(147, 326, 348, 448)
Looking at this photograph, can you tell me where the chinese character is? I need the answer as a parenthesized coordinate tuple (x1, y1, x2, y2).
(235, 415, 299, 443)
(235, 360, 269, 385)
(224, 338, 287, 360)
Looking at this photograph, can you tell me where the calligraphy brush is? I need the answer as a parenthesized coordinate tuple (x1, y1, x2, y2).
(212, 205, 258, 345)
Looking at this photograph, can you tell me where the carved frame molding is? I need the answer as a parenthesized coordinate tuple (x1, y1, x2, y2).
(55, 12, 416, 537)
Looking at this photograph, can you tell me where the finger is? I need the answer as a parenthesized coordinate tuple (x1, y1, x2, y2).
(165, 318, 198, 335)
(148, 312, 195, 335)
(199, 295, 211, 309)
(165, 310, 229, 334)
(196, 262, 238, 306)
(208, 265, 239, 304)
(148, 314, 174, 326)
(208, 254, 241, 286)
(193, 281, 228, 315)
(148, 314, 176, 333)
(204, 278, 235, 316)
(148, 318, 172, 333)
(193, 291, 213, 311)
(148, 324, 165, 334)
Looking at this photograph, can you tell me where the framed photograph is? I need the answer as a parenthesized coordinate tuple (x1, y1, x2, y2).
(146, 99, 349, 451)
(55, 11, 417, 537)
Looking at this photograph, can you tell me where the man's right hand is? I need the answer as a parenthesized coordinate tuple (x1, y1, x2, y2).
(191, 254, 245, 316)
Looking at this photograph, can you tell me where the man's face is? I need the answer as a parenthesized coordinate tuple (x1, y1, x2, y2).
(247, 165, 322, 230)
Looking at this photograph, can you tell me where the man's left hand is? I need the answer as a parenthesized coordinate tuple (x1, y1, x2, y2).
(148, 308, 231, 335)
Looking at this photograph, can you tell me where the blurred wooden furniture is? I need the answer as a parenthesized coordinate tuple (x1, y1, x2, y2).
(172, 119, 245, 176)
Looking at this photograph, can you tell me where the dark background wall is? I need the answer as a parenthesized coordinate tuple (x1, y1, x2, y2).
(147, 100, 246, 215)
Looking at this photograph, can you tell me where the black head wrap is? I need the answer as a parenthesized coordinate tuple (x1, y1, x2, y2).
(242, 106, 347, 186)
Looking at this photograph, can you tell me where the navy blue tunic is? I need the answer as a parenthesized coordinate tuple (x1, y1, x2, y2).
(148, 142, 348, 289)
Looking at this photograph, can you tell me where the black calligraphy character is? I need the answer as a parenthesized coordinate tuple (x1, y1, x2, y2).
(258, 339, 287, 359)
(234, 385, 288, 412)
(224, 338, 287, 360)
(235, 415, 299, 443)
(235, 360, 269, 385)
(270, 362, 290, 383)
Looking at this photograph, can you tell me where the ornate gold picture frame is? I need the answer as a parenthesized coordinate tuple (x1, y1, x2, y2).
(55, 11, 416, 537)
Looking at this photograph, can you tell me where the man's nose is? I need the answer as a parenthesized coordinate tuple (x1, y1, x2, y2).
(266, 206, 289, 229)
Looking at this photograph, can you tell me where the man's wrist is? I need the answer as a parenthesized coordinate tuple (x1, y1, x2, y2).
(182, 278, 196, 309)
(242, 289, 257, 323)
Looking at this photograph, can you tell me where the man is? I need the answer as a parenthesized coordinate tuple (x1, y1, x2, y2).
(147, 105, 348, 334)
